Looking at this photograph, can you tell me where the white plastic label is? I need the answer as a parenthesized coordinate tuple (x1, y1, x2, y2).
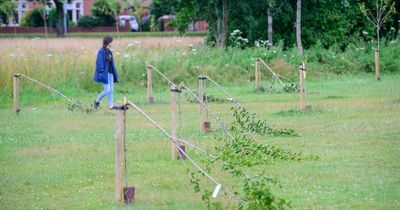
(212, 184, 222, 198)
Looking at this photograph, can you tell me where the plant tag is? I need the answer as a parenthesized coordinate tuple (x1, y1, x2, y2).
(212, 184, 222, 198)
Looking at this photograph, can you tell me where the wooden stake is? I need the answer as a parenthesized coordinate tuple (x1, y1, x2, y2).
(115, 105, 125, 203)
(255, 59, 261, 89)
(199, 76, 204, 131)
(147, 65, 154, 103)
(13, 74, 20, 114)
(375, 49, 380, 81)
(198, 76, 211, 132)
(299, 63, 306, 110)
(170, 85, 178, 160)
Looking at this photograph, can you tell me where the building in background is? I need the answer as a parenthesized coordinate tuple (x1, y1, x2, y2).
(11, 0, 151, 26)
(13, 0, 85, 26)
(8, 0, 206, 32)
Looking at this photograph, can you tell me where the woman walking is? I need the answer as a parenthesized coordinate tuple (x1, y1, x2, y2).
(93, 36, 119, 109)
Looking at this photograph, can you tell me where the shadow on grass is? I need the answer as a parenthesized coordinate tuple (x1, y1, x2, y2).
(274, 106, 325, 117)
(322, 95, 346, 100)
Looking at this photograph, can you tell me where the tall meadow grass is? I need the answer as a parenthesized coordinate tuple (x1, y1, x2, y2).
(1, 37, 399, 100)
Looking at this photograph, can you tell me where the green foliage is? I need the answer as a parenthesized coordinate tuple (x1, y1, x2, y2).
(172, 0, 399, 49)
(66, 100, 95, 113)
(0, 0, 16, 25)
(20, 8, 46, 27)
(231, 106, 299, 137)
(187, 104, 318, 209)
(91, 0, 115, 26)
(48, 8, 57, 27)
(184, 90, 227, 103)
(77, 15, 99, 28)
(150, 0, 179, 19)
(173, 7, 194, 34)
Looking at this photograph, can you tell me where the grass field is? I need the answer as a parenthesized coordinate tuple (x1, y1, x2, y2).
(0, 73, 399, 209)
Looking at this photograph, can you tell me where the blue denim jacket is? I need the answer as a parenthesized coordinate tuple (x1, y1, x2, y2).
(93, 47, 119, 84)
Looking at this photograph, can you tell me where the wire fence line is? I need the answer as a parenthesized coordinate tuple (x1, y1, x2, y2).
(19, 73, 75, 104)
(126, 100, 244, 203)
(204, 76, 242, 107)
(147, 65, 233, 138)
(18, 73, 91, 111)
(14, 72, 247, 204)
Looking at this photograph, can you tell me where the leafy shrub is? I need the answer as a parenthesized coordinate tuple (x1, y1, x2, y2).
(77, 15, 99, 28)
(48, 8, 57, 27)
(91, 0, 115, 26)
(20, 8, 45, 27)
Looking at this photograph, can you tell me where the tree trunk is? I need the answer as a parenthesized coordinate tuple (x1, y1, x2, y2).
(376, 22, 380, 80)
(40, 9, 48, 38)
(220, 0, 228, 48)
(214, 0, 228, 48)
(54, 0, 64, 37)
(296, 0, 303, 55)
(214, 1, 222, 46)
(115, 12, 120, 38)
(267, 7, 273, 48)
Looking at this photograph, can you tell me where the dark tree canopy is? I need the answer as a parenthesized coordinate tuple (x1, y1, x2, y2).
(152, 0, 399, 49)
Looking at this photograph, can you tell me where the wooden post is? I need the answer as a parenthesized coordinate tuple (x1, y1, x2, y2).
(198, 76, 205, 131)
(170, 85, 178, 160)
(115, 104, 125, 203)
(13, 74, 20, 114)
(299, 63, 306, 110)
(375, 49, 380, 81)
(147, 65, 154, 103)
(255, 59, 261, 89)
(198, 76, 211, 132)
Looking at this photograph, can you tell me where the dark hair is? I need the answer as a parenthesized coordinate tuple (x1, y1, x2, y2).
(103, 36, 113, 47)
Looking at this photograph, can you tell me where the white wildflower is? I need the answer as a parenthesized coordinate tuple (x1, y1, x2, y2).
(362, 31, 368, 35)
(124, 54, 129, 58)
(47, 54, 52, 57)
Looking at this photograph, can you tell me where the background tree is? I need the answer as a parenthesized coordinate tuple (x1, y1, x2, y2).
(52, 0, 64, 37)
(167, 0, 399, 49)
(360, 0, 396, 80)
(36, 0, 52, 38)
(92, 0, 115, 26)
(0, 0, 16, 26)
(150, 0, 179, 31)
(174, 0, 232, 48)
(264, 0, 287, 48)
(130, 0, 144, 31)
(296, 0, 303, 55)
(109, 0, 122, 37)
